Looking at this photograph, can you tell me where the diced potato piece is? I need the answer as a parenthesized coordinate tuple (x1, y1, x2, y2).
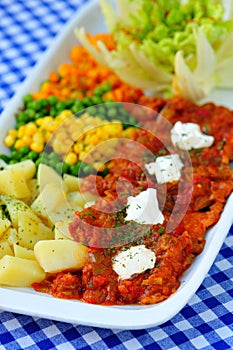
(7, 160, 36, 180)
(0, 241, 13, 259)
(48, 204, 74, 224)
(34, 240, 87, 273)
(31, 183, 74, 223)
(0, 196, 40, 228)
(27, 178, 39, 204)
(0, 168, 30, 198)
(63, 174, 82, 192)
(2, 227, 19, 246)
(0, 210, 11, 237)
(67, 191, 97, 207)
(18, 212, 54, 249)
(0, 255, 46, 287)
(55, 220, 73, 240)
(31, 183, 67, 217)
(13, 244, 35, 260)
(37, 164, 67, 192)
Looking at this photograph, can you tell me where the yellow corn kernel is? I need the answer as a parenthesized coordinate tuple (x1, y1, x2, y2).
(96, 127, 105, 138)
(88, 134, 99, 146)
(41, 120, 58, 133)
(41, 116, 53, 127)
(71, 130, 82, 142)
(64, 152, 78, 165)
(52, 140, 63, 155)
(8, 129, 18, 138)
(25, 122, 37, 135)
(32, 132, 44, 143)
(21, 135, 32, 146)
(123, 127, 136, 138)
(58, 110, 72, 121)
(84, 144, 93, 153)
(18, 125, 26, 138)
(56, 131, 68, 142)
(36, 118, 45, 126)
(73, 142, 83, 154)
(93, 162, 105, 172)
(4, 135, 16, 148)
(43, 131, 52, 143)
(79, 151, 87, 161)
(30, 142, 44, 153)
(14, 139, 25, 150)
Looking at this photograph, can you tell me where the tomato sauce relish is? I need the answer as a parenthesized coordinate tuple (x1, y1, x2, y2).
(33, 97, 233, 305)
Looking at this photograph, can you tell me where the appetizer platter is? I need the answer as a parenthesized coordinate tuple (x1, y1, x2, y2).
(0, 0, 232, 329)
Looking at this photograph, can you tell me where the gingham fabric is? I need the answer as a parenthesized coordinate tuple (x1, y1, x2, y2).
(0, 1, 233, 349)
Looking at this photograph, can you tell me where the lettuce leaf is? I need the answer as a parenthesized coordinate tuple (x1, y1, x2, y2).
(75, 0, 233, 101)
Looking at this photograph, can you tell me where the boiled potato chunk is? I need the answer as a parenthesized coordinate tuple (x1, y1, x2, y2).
(0, 210, 11, 237)
(13, 244, 35, 260)
(34, 240, 87, 273)
(18, 212, 54, 249)
(0, 255, 46, 287)
(27, 178, 39, 204)
(0, 168, 30, 198)
(63, 174, 82, 192)
(67, 191, 97, 207)
(0, 196, 40, 228)
(0, 241, 13, 259)
(37, 163, 67, 192)
(31, 183, 74, 223)
(31, 183, 67, 217)
(7, 160, 36, 180)
(2, 227, 19, 246)
(55, 220, 73, 240)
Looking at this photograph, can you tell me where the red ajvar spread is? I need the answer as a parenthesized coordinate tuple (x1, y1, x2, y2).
(33, 97, 233, 305)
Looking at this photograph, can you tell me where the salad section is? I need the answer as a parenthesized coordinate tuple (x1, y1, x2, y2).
(0, 0, 233, 308)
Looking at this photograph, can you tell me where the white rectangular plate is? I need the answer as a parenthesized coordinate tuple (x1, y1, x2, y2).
(0, 0, 232, 330)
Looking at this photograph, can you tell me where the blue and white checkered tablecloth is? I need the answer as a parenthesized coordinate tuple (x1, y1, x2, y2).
(0, 1, 233, 349)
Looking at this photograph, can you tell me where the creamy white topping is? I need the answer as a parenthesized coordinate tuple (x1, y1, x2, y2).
(171, 121, 214, 150)
(125, 188, 164, 225)
(145, 154, 183, 183)
(112, 244, 156, 280)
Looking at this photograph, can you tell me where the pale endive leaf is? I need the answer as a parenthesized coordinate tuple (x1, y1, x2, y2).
(216, 31, 233, 61)
(116, 0, 138, 23)
(99, 0, 118, 32)
(215, 57, 233, 87)
(129, 43, 173, 84)
(74, 27, 107, 67)
(194, 29, 216, 81)
(173, 51, 206, 101)
(97, 41, 169, 93)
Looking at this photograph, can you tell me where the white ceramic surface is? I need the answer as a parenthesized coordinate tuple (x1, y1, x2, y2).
(0, 0, 232, 330)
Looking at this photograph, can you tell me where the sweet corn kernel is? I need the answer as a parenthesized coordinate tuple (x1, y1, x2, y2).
(15, 139, 25, 150)
(32, 132, 44, 143)
(58, 110, 72, 120)
(30, 141, 44, 153)
(18, 126, 26, 138)
(88, 134, 99, 146)
(73, 142, 84, 154)
(25, 122, 38, 135)
(8, 129, 18, 138)
(64, 152, 78, 165)
(93, 161, 106, 172)
(21, 135, 32, 146)
(4, 135, 16, 148)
